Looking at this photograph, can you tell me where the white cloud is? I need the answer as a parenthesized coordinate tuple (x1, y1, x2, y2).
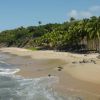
(89, 5, 100, 12)
(67, 5, 100, 19)
(80, 11, 92, 18)
(67, 10, 92, 18)
(68, 10, 78, 18)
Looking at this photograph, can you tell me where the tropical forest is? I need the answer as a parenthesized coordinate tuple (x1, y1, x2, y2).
(0, 16, 100, 53)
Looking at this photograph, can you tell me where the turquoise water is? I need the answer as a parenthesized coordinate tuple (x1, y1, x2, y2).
(0, 53, 82, 100)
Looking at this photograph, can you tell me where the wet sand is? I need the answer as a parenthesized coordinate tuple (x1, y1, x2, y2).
(0, 47, 100, 100)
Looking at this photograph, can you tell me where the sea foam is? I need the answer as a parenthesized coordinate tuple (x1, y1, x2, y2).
(0, 68, 20, 75)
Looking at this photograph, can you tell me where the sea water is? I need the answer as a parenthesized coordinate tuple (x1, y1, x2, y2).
(0, 53, 81, 100)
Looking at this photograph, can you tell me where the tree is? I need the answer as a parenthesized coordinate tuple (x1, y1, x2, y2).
(70, 17, 76, 22)
(38, 21, 42, 25)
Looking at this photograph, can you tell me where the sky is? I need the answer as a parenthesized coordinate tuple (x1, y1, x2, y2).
(0, 0, 100, 31)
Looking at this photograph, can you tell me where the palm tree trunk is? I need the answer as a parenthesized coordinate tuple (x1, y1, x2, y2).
(98, 38, 100, 53)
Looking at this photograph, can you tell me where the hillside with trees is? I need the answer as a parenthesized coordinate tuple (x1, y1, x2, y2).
(0, 16, 100, 53)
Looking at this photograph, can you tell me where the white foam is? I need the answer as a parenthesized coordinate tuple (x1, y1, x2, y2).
(15, 76, 63, 100)
(0, 61, 6, 64)
(0, 68, 20, 75)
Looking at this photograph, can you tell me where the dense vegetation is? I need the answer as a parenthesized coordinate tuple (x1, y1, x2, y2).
(0, 16, 100, 53)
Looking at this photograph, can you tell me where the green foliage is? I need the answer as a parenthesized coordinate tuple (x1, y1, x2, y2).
(0, 16, 100, 52)
(27, 47, 38, 51)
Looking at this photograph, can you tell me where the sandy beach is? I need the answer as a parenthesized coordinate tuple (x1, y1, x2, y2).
(0, 47, 100, 100)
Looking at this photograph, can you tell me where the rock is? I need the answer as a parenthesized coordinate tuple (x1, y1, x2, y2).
(82, 59, 88, 63)
(48, 74, 51, 77)
(91, 60, 96, 64)
(84, 54, 87, 56)
(97, 55, 100, 59)
(79, 59, 88, 63)
(57, 66, 63, 71)
(72, 61, 77, 64)
(57, 66, 63, 69)
(79, 61, 83, 63)
(58, 69, 62, 71)
(77, 97, 82, 100)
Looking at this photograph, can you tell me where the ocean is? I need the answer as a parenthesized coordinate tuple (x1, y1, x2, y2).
(0, 52, 81, 100)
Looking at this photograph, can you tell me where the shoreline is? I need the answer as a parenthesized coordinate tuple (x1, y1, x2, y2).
(0, 47, 100, 83)
(1, 47, 100, 100)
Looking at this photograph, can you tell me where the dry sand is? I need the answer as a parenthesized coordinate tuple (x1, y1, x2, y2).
(0, 47, 100, 84)
(0, 47, 100, 100)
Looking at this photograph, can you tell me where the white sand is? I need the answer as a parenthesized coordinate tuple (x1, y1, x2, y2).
(0, 47, 100, 84)
(65, 63, 100, 84)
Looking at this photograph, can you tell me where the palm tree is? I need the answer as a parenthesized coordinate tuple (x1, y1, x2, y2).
(85, 16, 100, 51)
(38, 21, 42, 25)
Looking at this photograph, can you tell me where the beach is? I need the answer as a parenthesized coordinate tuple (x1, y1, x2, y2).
(0, 47, 100, 100)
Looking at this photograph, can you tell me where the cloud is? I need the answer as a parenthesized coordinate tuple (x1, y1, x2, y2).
(67, 10, 92, 18)
(80, 11, 92, 18)
(89, 5, 100, 12)
(68, 10, 78, 18)
(67, 5, 100, 19)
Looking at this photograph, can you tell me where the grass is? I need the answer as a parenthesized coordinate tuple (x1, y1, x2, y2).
(27, 47, 39, 51)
